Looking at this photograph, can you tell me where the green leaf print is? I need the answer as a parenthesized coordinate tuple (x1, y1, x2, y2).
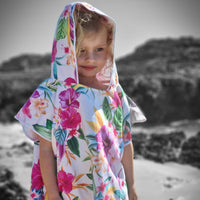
(86, 184, 93, 191)
(45, 91, 55, 108)
(33, 124, 51, 140)
(114, 190, 126, 199)
(53, 61, 58, 79)
(102, 97, 112, 121)
(33, 119, 53, 140)
(85, 134, 98, 150)
(88, 143, 98, 150)
(86, 173, 93, 180)
(54, 127, 67, 145)
(67, 136, 80, 157)
(85, 134, 96, 141)
(72, 197, 79, 200)
(38, 85, 53, 96)
(46, 119, 52, 129)
(56, 18, 68, 40)
(113, 105, 123, 131)
(77, 128, 85, 140)
(104, 176, 112, 182)
(83, 156, 91, 162)
(125, 120, 131, 130)
(56, 59, 62, 66)
(97, 192, 103, 198)
(75, 86, 89, 95)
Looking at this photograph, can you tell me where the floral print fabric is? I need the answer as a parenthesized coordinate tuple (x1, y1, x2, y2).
(15, 2, 146, 200)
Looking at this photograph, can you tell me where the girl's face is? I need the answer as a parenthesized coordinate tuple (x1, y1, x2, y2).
(77, 26, 109, 82)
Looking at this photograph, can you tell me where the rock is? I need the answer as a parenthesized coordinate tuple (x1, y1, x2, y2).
(133, 131, 186, 163)
(117, 37, 200, 124)
(179, 132, 200, 169)
(0, 166, 27, 200)
(12, 142, 33, 155)
(133, 130, 200, 168)
(132, 133, 149, 158)
(0, 166, 13, 182)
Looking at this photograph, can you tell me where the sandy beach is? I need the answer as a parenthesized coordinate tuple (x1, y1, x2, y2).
(135, 159, 200, 200)
(1, 123, 200, 200)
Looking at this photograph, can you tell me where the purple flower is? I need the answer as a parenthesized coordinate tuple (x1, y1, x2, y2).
(96, 125, 113, 154)
(32, 90, 40, 98)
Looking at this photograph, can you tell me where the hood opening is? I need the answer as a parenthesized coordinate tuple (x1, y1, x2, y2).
(51, 2, 117, 90)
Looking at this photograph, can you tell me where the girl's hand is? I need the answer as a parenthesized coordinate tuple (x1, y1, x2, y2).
(128, 184, 138, 200)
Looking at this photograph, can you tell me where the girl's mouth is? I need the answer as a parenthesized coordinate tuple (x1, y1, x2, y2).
(81, 65, 96, 71)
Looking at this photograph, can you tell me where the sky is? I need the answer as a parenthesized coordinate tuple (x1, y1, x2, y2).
(0, 0, 200, 64)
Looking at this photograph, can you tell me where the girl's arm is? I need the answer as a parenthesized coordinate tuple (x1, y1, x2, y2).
(39, 136, 62, 200)
(121, 142, 138, 200)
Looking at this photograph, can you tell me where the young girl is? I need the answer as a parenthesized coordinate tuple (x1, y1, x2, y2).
(15, 2, 146, 200)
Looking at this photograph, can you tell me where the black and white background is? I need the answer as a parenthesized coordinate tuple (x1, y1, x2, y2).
(0, 0, 200, 199)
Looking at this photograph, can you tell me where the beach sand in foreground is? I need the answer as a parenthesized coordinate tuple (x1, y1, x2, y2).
(1, 123, 200, 200)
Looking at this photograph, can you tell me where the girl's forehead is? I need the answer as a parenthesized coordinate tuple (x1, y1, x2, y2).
(81, 28, 108, 45)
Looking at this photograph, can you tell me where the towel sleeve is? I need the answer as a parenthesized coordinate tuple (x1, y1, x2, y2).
(118, 86, 147, 146)
(15, 78, 56, 142)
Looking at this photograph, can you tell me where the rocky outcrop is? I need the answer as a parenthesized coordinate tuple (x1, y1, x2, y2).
(0, 54, 51, 123)
(179, 132, 200, 168)
(117, 37, 200, 124)
(12, 142, 34, 155)
(132, 131, 200, 169)
(133, 131, 186, 162)
(0, 166, 27, 200)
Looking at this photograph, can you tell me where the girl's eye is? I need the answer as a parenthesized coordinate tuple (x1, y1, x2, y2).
(96, 48, 104, 52)
(80, 49, 86, 53)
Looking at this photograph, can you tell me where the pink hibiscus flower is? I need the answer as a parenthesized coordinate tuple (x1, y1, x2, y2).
(59, 88, 80, 109)
(51, 40, 57, 63)
(58, 142, 65, 161)
(64, 78, 77, 87)
(123, 125, 132, 142)
(58, 170, 74, 194)
(65, 47, 69, 54)
(31, 160, 44, 190)
(62, 5, 70, 17)
(60, 107, 81, 129)
(96, 182, 107, 193)
(68, 129, 77, 139)
(22, 100, 31, 118)
(22, 90, 40, 118)
(112, 91, 121, 108)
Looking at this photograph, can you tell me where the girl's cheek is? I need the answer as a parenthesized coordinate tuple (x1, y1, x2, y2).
(95, 52, 107, 60)
(77, 54, 85, 60)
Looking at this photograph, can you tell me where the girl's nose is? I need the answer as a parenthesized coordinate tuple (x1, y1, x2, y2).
(86, 52, 95, 62)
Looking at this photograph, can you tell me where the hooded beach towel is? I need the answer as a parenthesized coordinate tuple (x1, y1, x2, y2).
(15, 2, 146, 200)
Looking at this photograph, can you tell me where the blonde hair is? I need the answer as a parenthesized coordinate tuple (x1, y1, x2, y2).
(74, 4, 113, 59)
